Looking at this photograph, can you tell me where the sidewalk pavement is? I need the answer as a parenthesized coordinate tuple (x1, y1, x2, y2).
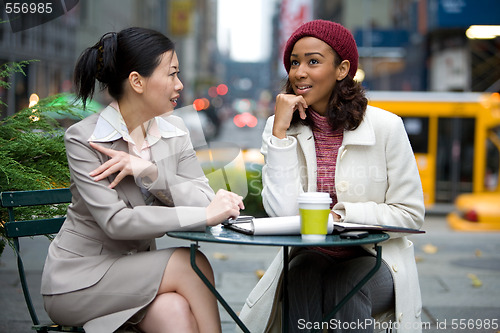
(1, 215, 499, 333)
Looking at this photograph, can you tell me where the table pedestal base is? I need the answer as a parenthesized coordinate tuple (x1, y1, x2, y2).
(189, 243, 250, 333)
(190, 242, 383, 333)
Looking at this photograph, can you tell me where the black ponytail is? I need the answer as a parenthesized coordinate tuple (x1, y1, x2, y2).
(74, 27, 175, 108)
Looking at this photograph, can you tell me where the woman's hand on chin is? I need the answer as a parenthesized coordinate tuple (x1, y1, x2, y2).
(272, 93, 307, 139)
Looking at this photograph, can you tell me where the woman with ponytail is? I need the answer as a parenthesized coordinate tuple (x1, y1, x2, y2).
(41, 27, 242, 333)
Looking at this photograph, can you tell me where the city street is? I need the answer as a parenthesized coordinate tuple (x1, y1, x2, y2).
(1, 215, 499, 332)
(211, 114, 268, 150)
(1, 0, 499, 332)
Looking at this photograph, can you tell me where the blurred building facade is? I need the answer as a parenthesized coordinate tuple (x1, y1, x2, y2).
(170, 0, 219, 105)
(311, 0, 500, 92)
(0, 1, 79, 118)
(74, 0, 169, 106)
(0, 0, 220, 119)
(2, 0, 499, 120)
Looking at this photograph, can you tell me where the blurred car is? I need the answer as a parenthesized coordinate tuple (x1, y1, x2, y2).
(447, 192, 500, 231)
(174, 106, 219, 146)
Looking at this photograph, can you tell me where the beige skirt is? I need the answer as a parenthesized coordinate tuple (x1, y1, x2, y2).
(44, 247, 176, 333)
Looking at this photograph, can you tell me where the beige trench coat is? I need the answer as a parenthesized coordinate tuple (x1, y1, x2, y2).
(41, 107, 215, 331)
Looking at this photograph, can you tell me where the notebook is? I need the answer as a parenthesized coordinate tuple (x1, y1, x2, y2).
(222, 215, 425, 236)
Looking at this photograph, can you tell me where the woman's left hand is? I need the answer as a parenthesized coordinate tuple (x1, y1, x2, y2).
(331, 210, 342, 222)
(89, 142, 156, 188)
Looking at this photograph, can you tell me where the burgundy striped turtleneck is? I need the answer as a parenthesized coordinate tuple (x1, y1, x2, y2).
(309, 110, 343, 208)
(309, 110, 366, 259)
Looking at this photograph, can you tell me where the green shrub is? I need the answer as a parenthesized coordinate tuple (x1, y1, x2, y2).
(0, 92, 89, 256)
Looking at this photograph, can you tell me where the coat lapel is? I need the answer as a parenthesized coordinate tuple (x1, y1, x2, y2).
(286, 109, 376, 192)
(342, 109, 376, 146)
(288, 124, 317, 191)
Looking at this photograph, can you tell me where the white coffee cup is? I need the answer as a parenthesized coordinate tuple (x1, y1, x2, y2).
(297, 192, 332, 241)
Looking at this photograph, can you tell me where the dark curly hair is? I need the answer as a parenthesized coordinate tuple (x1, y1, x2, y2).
(287, 49, 367, 131)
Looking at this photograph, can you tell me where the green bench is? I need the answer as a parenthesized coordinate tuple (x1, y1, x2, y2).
(1, 188, 84, 333)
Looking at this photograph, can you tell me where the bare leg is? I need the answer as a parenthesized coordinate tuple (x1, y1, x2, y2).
(139, 247, 221, 333)
(137, 292, 199, 333)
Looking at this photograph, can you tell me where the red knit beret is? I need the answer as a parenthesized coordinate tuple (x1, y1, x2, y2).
(283, 19, 358, 78)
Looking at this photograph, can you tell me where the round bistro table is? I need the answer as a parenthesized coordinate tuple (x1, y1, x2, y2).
(167, 227, 390, 333)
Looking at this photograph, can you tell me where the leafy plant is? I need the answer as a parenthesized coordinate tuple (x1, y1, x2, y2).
(0, 95, 77, 190)
(0, 60, 37, 108)
(0, 61, 95, 255)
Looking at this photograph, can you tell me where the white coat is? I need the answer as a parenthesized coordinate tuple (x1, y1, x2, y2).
(238, 106, 425, 332)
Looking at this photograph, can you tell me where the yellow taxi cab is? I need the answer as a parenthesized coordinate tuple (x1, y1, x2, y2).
(447, 192, 500, 231)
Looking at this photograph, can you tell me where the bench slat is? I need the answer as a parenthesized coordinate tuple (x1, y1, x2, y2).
(0, 188, 71, 207)
(33, 323, 85, 332)
(4, 217, 66, 238)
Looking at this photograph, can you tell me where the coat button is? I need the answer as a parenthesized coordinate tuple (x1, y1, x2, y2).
(392, 264, 398, 272)
(337, 181, 349, 192)
(398, 312, 403, 322)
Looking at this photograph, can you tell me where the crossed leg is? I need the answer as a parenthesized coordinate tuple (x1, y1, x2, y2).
(138, 247, 221, 333)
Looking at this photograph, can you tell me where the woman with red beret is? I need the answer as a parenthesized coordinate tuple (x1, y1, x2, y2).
(239, 20, 425, 333)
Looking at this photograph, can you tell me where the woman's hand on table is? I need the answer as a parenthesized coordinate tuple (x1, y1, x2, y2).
(206, 189, 245, 226)
(331, 210, 341, 222)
